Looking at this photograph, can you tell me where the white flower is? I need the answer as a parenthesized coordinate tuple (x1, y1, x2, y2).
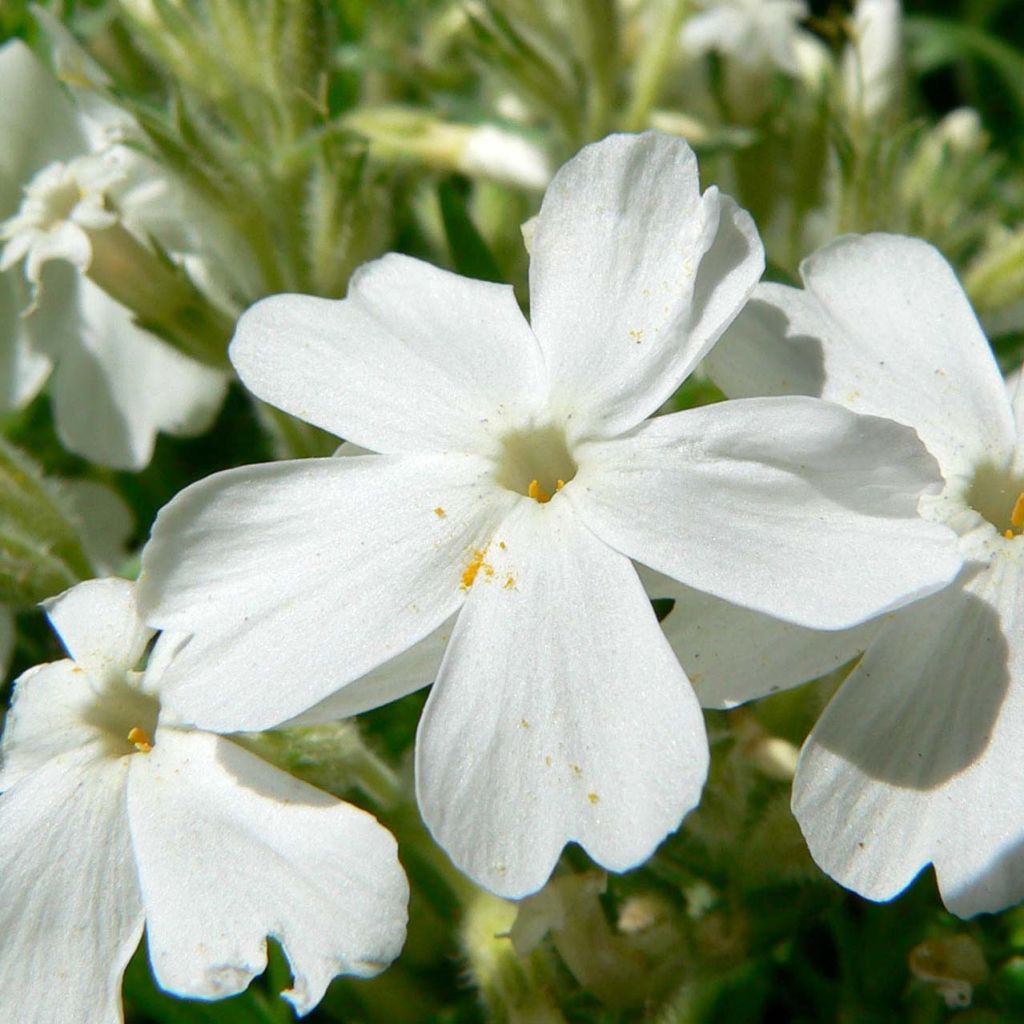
(0, 577, 408, 1022)
(842, 0, 903, 120)
(706, 232, 1024, 916)
(1, 153, 123, 285)
(136, 133, 961, 898)
(460, 124, 551, 190)
(682, 0, 811, 76)
(0, 38, 226, 470)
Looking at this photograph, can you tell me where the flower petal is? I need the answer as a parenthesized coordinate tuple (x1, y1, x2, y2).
(528, 132, 762, 438)
(706, 235, 1016, 477)
(0, 39, 87, 203)
(229, 254, 546, 455)
(50, 280, 226, 470)
(284, 616, 452, 727)
(138, 453, 513, 731)
(59, 479, 135, 575)
(637, 565, 881, 708)
(44, 577, 151, 679)
(416, 498, 707, 898)
(570, 396, 962, 629)
(0, 751, 144, 1024)
(0, 270, 51, 412)
(129, 729, 408, 1013)
(0, 660, 108, 789)
(792, 557, 1024, 916)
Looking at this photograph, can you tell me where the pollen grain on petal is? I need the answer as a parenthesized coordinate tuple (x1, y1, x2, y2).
(127, 726, 153, 753)
(461, 547, 492, 589)
(588, 792, 599, 805)
(434, 506, 447, 518)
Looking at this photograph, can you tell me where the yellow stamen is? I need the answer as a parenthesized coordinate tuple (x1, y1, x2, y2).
(555, 479, 565, 491)
(527, 479, 552, 503)
(1012, 493, 1024, 530)
(1006, 529, 1015, 540)
(127, 726, 153, 753)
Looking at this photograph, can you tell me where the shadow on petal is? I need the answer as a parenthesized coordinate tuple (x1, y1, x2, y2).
(808, 568, 1008, 790)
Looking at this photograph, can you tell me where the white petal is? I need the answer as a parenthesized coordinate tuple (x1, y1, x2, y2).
(129, 729, 408, 1013)
(0, 270, 51, 411)
(44, 577, 151, 680)
(138, 453, 513, 731)
(0, 40, 86, 201)
(707, 236, 1016, 477)
(0, 660, 106, 789)
(284, 616, 453, 727)
(682, 7, 748, 55)
(637, 565, 880, 707)
(0, 751, 144, 1024)
(25, 221, 92, 281)
(50, 279, 226, 470)
(793, 556, 1024, 916)
(58, 479, 134, 575)
(230, 254, 546, 455)
(416, 498, 707, 898)
(529, 132, 763, 438)
(570, 397, 962, 629)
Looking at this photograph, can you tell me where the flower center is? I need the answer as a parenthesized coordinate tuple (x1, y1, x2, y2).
(495, 423, 578, 504)
(82, 674, 161, 758)
(36, 177, 82, 229)
(965, 462, 1024, 538)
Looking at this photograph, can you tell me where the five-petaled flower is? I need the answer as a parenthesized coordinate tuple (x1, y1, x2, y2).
(0, 578, 408, 1023)
(707, 232, 1024, 917)
(137, 133, 961, 898)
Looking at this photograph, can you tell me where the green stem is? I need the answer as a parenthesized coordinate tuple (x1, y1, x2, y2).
(623, 0, 689, 131)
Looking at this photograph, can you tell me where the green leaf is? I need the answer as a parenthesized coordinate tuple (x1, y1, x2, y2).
(438, 179, 503, 283)
(906, 16, 1024, 121)
(0, 438, 92, 608)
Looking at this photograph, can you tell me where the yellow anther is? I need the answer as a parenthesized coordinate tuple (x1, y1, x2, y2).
(1011, 493, 1024, 530)
(1006, 529, 1015, 540)
(555, 479, 565, 491)
(127, 726, 153, 753)
(527, 479, 552, 503)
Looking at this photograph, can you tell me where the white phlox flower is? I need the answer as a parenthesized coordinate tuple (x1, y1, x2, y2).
(0, 578, 409, 1024)
(136, 133, 961, 899)
(0, 38, 226, 470)
(705, 232, 1024, 917)
(1, 152, 123, 288)
(681, 0, 812, 77)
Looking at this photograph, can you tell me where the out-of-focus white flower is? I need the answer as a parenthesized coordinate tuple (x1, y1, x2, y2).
(707, 233, 1024, 917)
(346, 107, 551, 189)
(460, 125, 551, 190)
(0, 38, 226, 470)
(0, 578, 409, 1023)
(842, 0, 903, 120)
(682, 0, 811, 77)
(1, 154, 122, 287)
(137, 133, 960, 899)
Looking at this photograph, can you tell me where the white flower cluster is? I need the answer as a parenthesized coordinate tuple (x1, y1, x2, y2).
(0, 23, 1022, 1023)
(0, 40, 225, 470)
